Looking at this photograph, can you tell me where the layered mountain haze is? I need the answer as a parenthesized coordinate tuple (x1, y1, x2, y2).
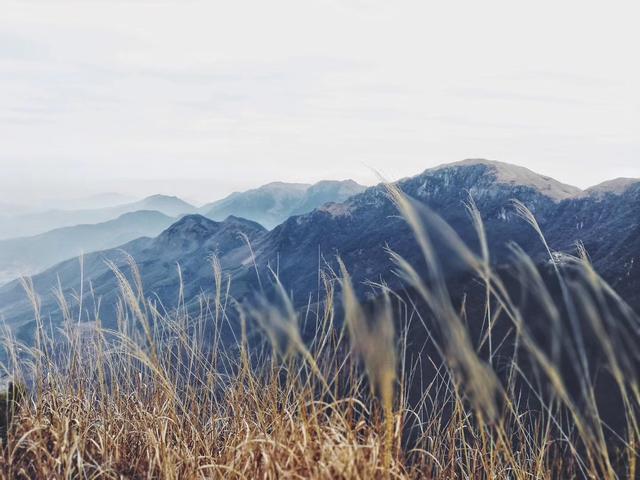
(1, 159, 638, 346)
(200, 179, 366, 229)
(0, 210, 176, 285)
(0, 194, 196, 240)
(0, 179, 366, 287)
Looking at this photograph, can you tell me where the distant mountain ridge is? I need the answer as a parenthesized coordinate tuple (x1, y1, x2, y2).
(200, 179, 366, 229)
(0, 194, 196, 240)
(0, 210, 176, 285)
(0, 159, 638, 345)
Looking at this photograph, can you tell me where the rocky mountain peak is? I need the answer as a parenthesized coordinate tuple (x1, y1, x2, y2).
(157, 214, 221, 245)
(424, 159, 582, 201)
(221, 215, 268, 232)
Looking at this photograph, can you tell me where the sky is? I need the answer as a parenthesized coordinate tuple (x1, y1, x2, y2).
(1, 0, 639, 206)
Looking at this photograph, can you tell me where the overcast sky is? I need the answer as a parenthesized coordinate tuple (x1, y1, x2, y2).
(1, 0, 639, 205)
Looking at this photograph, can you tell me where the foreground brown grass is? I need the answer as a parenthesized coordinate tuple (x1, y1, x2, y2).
(0, 196, 637, 479)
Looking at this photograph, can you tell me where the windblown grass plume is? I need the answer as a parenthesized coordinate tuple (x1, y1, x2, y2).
(0, 188, 638, 479)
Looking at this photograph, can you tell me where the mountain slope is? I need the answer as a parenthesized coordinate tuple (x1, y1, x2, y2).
(0, 210, 176, 285)
(429, 159, 581, 200)
(249, 160, 575, 302)
(249, 160, 638, 306)
(0, 194, 196, 240)
(0, 215, 267, 342)
(543, 178, 640, 300)
(201, 180, 366, 229)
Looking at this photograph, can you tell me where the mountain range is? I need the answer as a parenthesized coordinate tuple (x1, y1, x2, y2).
(199, 180, 366, 229)
(0, 180, 366, 285)
(258, 159, 639, 296)
(0, 160, 638, 346)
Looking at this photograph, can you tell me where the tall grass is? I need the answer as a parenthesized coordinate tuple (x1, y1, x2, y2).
(0, 190, 638, 479)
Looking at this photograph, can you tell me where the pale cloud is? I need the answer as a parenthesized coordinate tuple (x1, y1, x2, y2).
(0, 0, 639, 205)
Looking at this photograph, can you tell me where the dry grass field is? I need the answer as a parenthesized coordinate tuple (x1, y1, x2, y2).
(0, 193, 637, 479)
